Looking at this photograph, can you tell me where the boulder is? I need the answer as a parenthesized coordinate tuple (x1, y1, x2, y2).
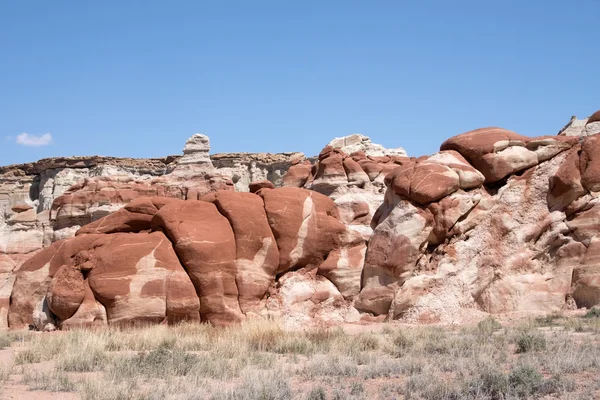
(580, 135, 600, 192)
(151, 200, 242, 325)
(259, 188, 346, 274)
(440, 127, 538, 183)
(201, 191, 279, 313)
(87, 232, 200, 325)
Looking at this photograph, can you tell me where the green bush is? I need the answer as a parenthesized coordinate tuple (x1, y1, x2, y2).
(306, 387, 327, 400)
(516, 332, 546, 353)
(508, 365, 543, 397)
(584, 307, 600, 319)
(477, 317, 503, 335)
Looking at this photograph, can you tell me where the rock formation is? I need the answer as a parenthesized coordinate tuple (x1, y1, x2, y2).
(4, 112, 600, 329)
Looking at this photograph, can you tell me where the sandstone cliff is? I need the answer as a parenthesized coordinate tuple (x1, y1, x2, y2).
(3, 114, 600, 330)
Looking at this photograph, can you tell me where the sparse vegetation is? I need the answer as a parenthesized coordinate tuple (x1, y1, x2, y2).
(584, 306, 600, 319)
(515, 331, 547, 353)
(0, 316, 599, 398)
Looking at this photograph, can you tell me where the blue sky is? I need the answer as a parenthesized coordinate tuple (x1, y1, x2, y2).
(1, 1, 599, 165)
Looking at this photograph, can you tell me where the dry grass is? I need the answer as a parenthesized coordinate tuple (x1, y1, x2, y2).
(1, 315, 600, 399)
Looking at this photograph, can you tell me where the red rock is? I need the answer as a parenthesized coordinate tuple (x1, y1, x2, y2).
(151, 200, 242, 325)
(87, 232, 200, 325)
(248, 180, 275, 193)
(60, 280, 107, 329)
(7, 234, 106, 328)
(548, 146, 586, 210)
(282, 161, 312, 188)
(567, 205, 600, 247)
(47, 265, 85, 321)
(389, 161, 459, 205)
(425, 150, 484, 189)
(580, 135, 600, 192)
(588, 110, 600, 124)
(201, 191, 279, 313)
(11, 204, 33, 213)
(76, 197, 167, 235)
(342, 158, 369, 187)
(311, 147, 348, 192)
(440, 127, 537, 183)
(259, 187, 345, 273)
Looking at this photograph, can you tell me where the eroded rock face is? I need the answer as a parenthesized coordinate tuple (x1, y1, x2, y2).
(6, 188, 365, 328)
(281, 136, 414, 241)
(355, 114, 600, 323)
(5, 112, 600, 330)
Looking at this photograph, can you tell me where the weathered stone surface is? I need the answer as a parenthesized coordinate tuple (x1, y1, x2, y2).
(282, 160, 313, 188)
(47, 265, 86, 321)
(580, 135, 600, 192)
(327, 134, 407, 158)
(201, 191, 279, 313)
(8, 234, 106, 329)
(248, 180, 275, 193)
(389, 161, 460, 205)
(87, 232, 200, 325)
(548, 146, 586, 210)
(440, 127, 538, 183)
(151, 200, 242, 326)
(260, 188, 346, 274)
(6, 116, 600, 329)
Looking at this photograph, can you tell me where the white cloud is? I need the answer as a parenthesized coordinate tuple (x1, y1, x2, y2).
(15, 132, 53, 147)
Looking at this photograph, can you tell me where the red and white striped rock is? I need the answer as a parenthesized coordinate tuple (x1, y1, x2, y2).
(440, 127, 538, 183)
(201, 191, 279, 314)
(548, 146, 586, 211)
(282, 160, 313, 188)
(151, 200, 242, 326)
(388, 161, 460, 205)
(259, 187, 346, 273)
(580, 135, 600, 192)
(425, 150, 485, 189)
(87, 232, 200, 325)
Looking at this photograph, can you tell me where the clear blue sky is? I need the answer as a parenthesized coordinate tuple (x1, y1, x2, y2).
(1, 1, 599, 165)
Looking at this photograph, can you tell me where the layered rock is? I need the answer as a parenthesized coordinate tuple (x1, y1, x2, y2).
(355, 116, 600, 323)
(282, 136, 411, 240)
(6, 111, 600, 330)
(6, 188, 365, 329)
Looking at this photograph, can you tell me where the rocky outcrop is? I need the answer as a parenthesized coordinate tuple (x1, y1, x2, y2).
(355, 112, 600, 323)
(5, 111, 600, 330)
(7, 188, 365, 329)
(281, 136, 411, 241)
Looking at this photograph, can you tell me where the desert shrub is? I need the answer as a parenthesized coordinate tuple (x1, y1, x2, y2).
(247, 323, 285, 352)
(272, 335, 313, 355)
(508, 365, 543, 397)
(515, 332, 546, 353)
(404, 371, 461, 400)
(57, 347, 108, 372)
(477, 317, 503, 335)
(535, 313, 562, 326)
(0, 363, 11, 387)
(350, 382, 364, 396)
(0, 332, 15, 350)
(467, 367, 508, 399)
(306, 387, 327, 400)
(304, 326, 340, 352)
(109, 347, 199, 380)
(13, 348, 41, 364)
(212, 372, 292, 400)
(360, 357, 404, 379)
(22, 370, 76, 392)
(392, 331, 413, 350)
(538, 374, 576, 395)
(584, 307, 600, 319)
(302, 355, 358, 377)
